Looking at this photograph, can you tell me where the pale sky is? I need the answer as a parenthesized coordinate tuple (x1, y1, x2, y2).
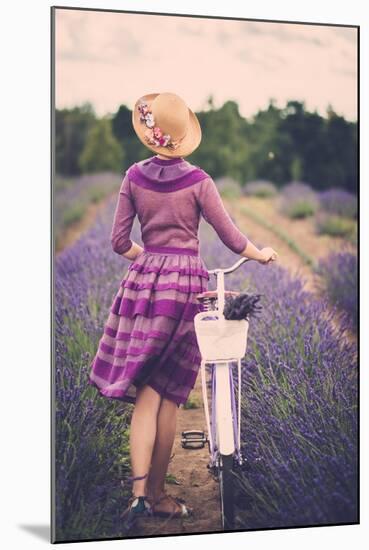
(55, 8, 358, 121)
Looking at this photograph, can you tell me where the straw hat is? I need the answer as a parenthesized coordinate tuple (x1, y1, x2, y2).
(132, 92, 202, 158)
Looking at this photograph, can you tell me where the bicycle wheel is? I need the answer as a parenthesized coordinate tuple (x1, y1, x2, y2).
(218, 453, 235, 530)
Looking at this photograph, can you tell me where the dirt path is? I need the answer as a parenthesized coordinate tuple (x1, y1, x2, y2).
(57, 187, 357, 538)
(224, 194, 357, 346)
(227, 197, 316, 292)
(128, 375, 223, 537)
(223, 194, 355, 294)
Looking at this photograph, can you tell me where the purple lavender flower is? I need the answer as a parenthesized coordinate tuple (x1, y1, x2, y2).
(55, 172, 122, 247)
(53, 193, 357, 538)
(201, 224, 357, 529)
(54, 196, 142, 540)
(278, 180, 319, 218)
(318, 188, 357, 219)
(243, 180, 278, 198)
(314, 250, 358, 333)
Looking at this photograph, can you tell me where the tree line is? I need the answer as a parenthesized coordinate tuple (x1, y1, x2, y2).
(55, 97, 357, 193)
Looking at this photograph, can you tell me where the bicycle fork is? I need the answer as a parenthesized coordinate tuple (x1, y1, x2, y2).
(200, 358, 243, 468)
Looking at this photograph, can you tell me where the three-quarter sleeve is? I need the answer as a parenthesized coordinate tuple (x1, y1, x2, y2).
(110, 174, 136, 255)
(197, 177, 248, 254)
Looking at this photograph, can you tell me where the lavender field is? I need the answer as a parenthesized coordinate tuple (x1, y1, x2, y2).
(54, 195, 358, 540)
(54, 172, 122, 250)
(204, 234, 358, 529)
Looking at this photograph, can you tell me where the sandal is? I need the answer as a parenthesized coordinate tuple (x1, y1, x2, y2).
(147, 491, 193, 519)
(120, 473, 153, 530)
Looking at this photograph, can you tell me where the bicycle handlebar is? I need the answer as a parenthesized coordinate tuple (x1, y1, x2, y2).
(207, 256, 252, 276)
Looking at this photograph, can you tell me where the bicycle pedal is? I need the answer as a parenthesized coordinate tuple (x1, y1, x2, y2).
(181, 430, 207, 449)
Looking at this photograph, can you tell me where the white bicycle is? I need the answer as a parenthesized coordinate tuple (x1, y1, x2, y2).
(181, 256, 253, 531)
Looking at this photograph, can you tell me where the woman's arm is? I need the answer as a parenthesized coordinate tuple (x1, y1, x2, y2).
(120, 241, 144, 260)
(196, 177, 248, 254)
(197, 177, 277, 263)
(110, 174, 143, 260)
(239, 240, 265, 261)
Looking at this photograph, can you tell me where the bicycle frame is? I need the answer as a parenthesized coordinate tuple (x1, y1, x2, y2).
(193, 255, 273, 530)
(195, 257, 250, 468)
(200, 358, 243, 466)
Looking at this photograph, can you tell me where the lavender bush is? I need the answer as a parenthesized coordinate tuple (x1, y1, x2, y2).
(315, 211, 357, 242)
(215, 176, 242, 198)
(54, 197, 143, 541)
(201, 225, 358, 529)
(55, 360, 131, 541)
(54, 198, 357, 539)
(243, 180, 278, 198)
(54, 172, 122, 247)
(278, 181, 319, 219)
(318, 188, 357, 219)
(314, 250, 358, 333)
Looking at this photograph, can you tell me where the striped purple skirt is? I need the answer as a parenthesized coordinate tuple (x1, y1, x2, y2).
(88, 245, 209, 407)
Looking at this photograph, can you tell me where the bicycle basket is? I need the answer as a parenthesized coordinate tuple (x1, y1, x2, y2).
(194, 311, 249, 361)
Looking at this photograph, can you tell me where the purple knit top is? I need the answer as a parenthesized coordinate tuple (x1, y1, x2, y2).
(110, 155, 248, 256)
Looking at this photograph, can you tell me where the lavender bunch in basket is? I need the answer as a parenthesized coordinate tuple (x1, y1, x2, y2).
(223, 293, 263, 321)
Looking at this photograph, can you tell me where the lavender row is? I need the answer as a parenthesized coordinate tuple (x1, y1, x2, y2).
(201, 228, 357, 529)
(54, 198, 357, 538)
(54, 172, 122, 247)
(54, 197, 142, 541)
(314, 249, 358, 333)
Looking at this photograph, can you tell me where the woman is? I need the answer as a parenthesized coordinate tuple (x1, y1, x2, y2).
(88, 92, 278, 525)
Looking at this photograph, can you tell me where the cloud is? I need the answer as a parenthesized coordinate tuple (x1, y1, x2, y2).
(216, 29, 233, 46)
(237, 20, 329, 47)
(333, 66, 357, 78)
(177, 21, 203, 36)
(57, 9, 142, 63)
(106, 27, 142, 59)
(55, 9, 358, 121)
(332, 27, 358, 44)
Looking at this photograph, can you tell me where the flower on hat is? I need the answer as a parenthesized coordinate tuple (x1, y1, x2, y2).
(137, 100, 181, 150)
(153, 127, 163, 139)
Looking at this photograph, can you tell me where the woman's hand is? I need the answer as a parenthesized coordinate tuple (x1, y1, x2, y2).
(240, 240, 278, 263)
(133, 248, 144, 260)
(122, 242, 144, 261)
(258, 247, 278, 264)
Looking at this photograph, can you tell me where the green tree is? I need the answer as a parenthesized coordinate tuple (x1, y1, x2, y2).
(111, 104, 148, 168)
(325, 110, 357, 192)
(245, 100, 289, 185)
(191, 100, 250, 182)
(290, 156, 302, 180)
(56, 98, 357, 193)
(79, 117, 125, 173)
(55, 102, 96, 175)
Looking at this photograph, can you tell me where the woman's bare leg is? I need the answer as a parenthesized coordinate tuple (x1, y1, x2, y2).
(146, 397, 178, 501)
(130, 384, 162, 497)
